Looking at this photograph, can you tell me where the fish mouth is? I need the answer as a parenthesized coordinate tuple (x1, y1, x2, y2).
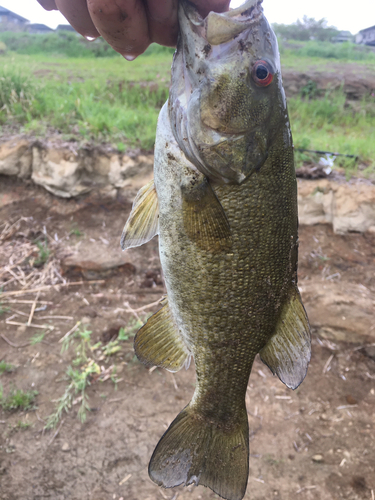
(183, 0, 264, 46)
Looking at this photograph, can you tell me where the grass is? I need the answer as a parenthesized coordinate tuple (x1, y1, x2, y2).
(33, 240, 50, 267)
(30, 332, 46, 345)
(0, 361, 14, 374)
(0, 303, 10, 316)
(0, 386, 38, 411)
(289, 90, 375, 175)
(0, 36, 374, 175)
(0, 53, 171, 149)
(46, 317, 144, 428)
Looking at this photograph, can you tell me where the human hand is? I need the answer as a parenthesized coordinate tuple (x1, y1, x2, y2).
(37, 0, 231, 60)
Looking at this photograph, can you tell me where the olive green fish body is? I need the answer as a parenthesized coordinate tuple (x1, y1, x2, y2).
(121, 1, 311, 499)
(156, 110, 297, 421)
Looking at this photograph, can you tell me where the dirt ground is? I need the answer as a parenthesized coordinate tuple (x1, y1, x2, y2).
(0, 176, 374, 500)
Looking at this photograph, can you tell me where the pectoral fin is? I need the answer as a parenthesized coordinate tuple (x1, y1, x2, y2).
(260, 287, 311, 390)
(181, 170, 231, 253)
(121, 180, 159, 250)
(134, 297, 189, 373)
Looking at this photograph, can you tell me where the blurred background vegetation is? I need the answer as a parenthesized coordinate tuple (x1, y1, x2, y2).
(0, 19, 374, 177)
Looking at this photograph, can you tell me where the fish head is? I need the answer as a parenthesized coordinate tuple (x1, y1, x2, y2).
(169, 0, 291, 184)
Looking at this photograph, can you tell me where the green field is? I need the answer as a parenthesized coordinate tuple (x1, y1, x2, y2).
(0, 34, 374, 176)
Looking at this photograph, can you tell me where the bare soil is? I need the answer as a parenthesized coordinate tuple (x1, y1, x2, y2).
(0, 176, 374, 500)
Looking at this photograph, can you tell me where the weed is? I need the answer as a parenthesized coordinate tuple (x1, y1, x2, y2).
(30, 332, 46, 345)
(0, 361, 14, 374)
(0, 386, 38, 411)
(116, 142, 127, 153)
(46, 317, 143, 428)
(33, 240, 50, 267)
(62, 324, 93, 364)
(300, 80, 319, 99)
(0, 66, 36, 121)
(0, 303, 9, 316)
(45, 361, 100, 428)
(15, 420, 32, 430)
(69, 227, 83, 237)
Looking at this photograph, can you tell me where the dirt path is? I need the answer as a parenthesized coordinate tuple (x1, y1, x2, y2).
(0, 177, 374, 500)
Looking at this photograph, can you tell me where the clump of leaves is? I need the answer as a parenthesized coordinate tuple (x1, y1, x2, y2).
(0, 386, 38, 411)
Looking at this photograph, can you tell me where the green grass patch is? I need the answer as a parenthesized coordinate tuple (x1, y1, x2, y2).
(289, 89, 375, 175)
(0, 47, 374, 175)
(0, 361, 14, 374)
(0, 386, 38, 411)
(0, 53, 172, 149)
(294, 41, 375, 62)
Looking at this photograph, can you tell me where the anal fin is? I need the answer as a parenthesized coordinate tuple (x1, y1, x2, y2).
(260, 286, 311, 390)
(181, 170, 232, 253)
(134, 297, 189, 373)
(121, 179, 159, 250)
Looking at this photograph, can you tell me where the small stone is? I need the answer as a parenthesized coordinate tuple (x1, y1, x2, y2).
(346, 395, 358, 405)
(312, 454, 324, 463)
(61, 442, 70, 452)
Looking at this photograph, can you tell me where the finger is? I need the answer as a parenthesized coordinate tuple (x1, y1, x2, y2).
(55, 0, 100, 38)
(87, 0, 150, 58)
(193, 0, 231, 18)
(37, 0, 58, 10)
(146, 0, 178, 47)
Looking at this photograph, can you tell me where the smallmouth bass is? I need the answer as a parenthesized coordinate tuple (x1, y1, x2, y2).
(121, 1, 311, 499)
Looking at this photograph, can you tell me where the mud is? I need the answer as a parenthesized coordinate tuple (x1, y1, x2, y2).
(0, 177, 374, 500)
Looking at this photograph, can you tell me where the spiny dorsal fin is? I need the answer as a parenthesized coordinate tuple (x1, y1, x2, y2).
(121, 180, 159, 250)
(134, 297, 190, 373)
(260, 286, 311, 390)
(181, 173, 232, 253)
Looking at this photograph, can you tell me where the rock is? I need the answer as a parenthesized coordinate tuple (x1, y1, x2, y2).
(30, 140, 154, 198)
(360, 345, 375, 361)
(312, 454, 324, 463)
(61, 442, 70, 452)
(0, 139, 32, 178)
(299, 282, 375, 342)
(298, 177, 375, 234)
(346, 395, 358, 405)
(2, 137, 375, 236)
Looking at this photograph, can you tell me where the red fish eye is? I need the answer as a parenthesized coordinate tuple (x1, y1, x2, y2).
(252, 60, 274, 87)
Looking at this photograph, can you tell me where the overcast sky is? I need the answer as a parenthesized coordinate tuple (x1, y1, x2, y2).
(1, 0, 374, 34)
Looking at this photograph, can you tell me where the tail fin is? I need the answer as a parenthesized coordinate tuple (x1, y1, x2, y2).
(149, 404, 249, 500)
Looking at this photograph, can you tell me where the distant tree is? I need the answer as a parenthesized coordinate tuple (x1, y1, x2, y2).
(273, 16, 339, 42)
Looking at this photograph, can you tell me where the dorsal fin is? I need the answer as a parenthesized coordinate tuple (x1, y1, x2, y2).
(260, 286, 311, 390)
(121, 180, 159, 250)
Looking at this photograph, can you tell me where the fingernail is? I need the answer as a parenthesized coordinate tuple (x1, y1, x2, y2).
(123, 54, 137, 61)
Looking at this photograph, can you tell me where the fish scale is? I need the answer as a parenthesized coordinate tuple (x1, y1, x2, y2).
(121, 1, 311, 499)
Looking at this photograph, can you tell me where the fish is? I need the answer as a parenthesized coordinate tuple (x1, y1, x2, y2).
(120, 1, 311, 499)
